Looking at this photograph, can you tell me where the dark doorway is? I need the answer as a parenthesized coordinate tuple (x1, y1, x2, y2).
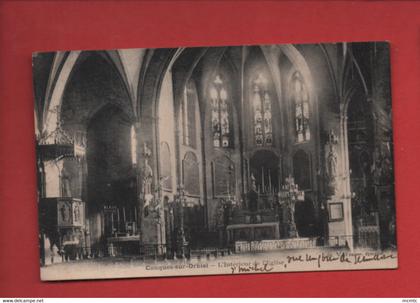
(293, 150, 311, 190)
(294, 199, 317, 237)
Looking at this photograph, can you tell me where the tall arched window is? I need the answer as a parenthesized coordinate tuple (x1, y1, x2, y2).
(292, 72, 310, 143)
(210, 74, 230, 148)
(252, 73, 273, 147)
(183, 151, 200, 196)
(160, 142, 172, 191)
(182, 80, 197, 148)
(130, 125, 137, 165)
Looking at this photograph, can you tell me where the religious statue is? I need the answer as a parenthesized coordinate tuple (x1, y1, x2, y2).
(142, 143, 154, 217)
(73, 203, 80, 223)
(60, 203, 70, 223)
(325, 130, 338, 196)
(61, 169, 72, 198)
(149, 176, 168, 220)
(327, 146, 337, 182)
(248, 174, 259, 214)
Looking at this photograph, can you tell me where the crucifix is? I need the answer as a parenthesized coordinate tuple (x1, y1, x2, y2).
(278, 175, 305, 238)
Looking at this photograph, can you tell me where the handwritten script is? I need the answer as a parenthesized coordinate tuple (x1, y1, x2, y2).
(284, 251, 397, 268)
(231, 262, 274, 274)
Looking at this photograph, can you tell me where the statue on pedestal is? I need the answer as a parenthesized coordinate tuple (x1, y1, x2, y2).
(325, 130, 338, 196)
(141, 143, 154, 217)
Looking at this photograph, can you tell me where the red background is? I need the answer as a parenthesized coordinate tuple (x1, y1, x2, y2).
(0, 1, 419, 297)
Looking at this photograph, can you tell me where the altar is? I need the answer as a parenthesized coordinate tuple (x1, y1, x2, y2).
(226, 222, 280, 246)
(235, 237, 318, 253)
(225, 175, 306, 249)
(107, 235, 140, 256)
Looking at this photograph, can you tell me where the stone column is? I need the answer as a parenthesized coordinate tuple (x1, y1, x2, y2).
(325, 127, 353, 250)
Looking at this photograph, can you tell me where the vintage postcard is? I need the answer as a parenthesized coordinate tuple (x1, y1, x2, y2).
(33, 42, 397, 281)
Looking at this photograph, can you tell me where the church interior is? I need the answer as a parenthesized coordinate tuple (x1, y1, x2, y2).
(33, 42, 396, 265)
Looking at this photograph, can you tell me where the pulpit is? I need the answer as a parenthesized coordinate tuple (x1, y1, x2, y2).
(37, 115, 87, 264)
(39, 197, 86, 261)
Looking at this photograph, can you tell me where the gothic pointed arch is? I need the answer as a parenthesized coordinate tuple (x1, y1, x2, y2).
(244, 46, 280, 149)
(60, 52, 134, 130)
(199, 47, 241, 152)
(42, 50, 133, 135)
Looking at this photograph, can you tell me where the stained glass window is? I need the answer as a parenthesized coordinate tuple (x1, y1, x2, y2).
(210, 75, 230, 148)
(292, 72, 310, 143)
(252, 74, 273, 147)
(182, 80, 197, 148)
